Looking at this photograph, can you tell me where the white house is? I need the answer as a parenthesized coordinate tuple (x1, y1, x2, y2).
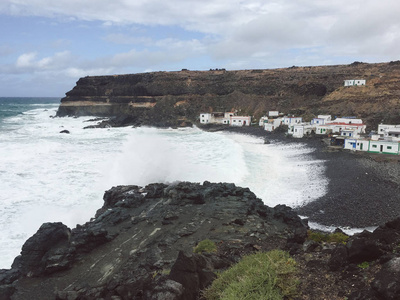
(311, 115, 331, 125)
(259, 116, 268, 126)
(283, 116, 302, 126)
(344, 79, 366, 86)
(340, 129, 360, 138)
(331, 117, 363, 125)
(385, 128, 400, 141)
(264, 118, 283, 132)
(344, 138, 358, 150)
(315, 125, 332, 135)
(264, 123, 274, 132)
(292, 123, 314, 138)
(369, 140, 400, 155)
(378, 124, 395, 135)
(230, 116, 251, 127)
(200, 113, 212, 124)
(199, 112, 235, 124)
(268, 111, 279, 117)
(355, 139, 370, 151)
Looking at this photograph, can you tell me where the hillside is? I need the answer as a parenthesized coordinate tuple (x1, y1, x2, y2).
(57, 61, 400, 129)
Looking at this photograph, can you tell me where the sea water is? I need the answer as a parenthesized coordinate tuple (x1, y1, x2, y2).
(0, 97, 327, 268)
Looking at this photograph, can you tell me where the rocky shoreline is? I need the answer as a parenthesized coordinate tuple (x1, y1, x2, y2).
(1, 123, 400, 299)
(198, 124, 400, 229)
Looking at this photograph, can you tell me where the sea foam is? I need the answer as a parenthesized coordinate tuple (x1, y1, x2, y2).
(0, 108, 327, 268)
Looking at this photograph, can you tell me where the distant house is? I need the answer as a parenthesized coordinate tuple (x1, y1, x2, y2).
(378, 124, 400, 141)
(230, 116, 251, 127)
(200, 113, 212, 124)
(199, 112, 235, 124)
(264, 118, 283, 132)
(283, 116, 302, 126)
(259, 116, 268, 126)
(369, 140, 400, 155)
(344, 79, 366, 86)
(292, 123, 314, 138)
(344, 138, 358, 150)
(340, 129, 360, 138)
(268, 111, 279, 117)
(315, 125, 332, 135)
(311, 115, 331, 125)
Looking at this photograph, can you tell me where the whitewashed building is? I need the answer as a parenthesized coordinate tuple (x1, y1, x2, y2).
(264, 118, 283, 132)
(385, 128, 400, 141)
(268, 111, 279, 117)
(200, 112, 235, 124)
(378, 124, 400, 141)
(283, 116, 302, 126)
(369, 140, 400, 155)
(292, 123, 314, 138)
(200, 113, 212, 124)
(315, 125, 332, 135)
(340, 129, 360, 138)
(344, 79, 366, 86)
(230, 116, 251, 127)
(344, 139, 358, 150)
(259, 116, 268, 126)
(311, 115, 331, 125)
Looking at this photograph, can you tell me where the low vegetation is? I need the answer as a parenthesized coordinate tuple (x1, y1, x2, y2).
(307, 230, 349, 244)
(193, 239, 217, 254)
(203, 250, 298, 300)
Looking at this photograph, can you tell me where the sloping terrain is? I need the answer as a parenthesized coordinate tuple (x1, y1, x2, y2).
(57, 61, 400, 129)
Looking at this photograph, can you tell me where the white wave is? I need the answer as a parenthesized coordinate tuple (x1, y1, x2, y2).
(307, 220, 377, 235)
(0, 109, 328, 268)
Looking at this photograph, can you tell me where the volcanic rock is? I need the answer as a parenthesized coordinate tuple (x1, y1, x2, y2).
(0, 181, 307, 299)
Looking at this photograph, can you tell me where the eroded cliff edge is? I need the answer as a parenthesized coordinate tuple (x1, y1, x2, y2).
(0, 182, 307, 299)
(57, 62, 400, 129)
(3, 182, 400, 299)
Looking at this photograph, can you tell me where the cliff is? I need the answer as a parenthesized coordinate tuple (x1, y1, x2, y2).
(57, 61, 400, 129)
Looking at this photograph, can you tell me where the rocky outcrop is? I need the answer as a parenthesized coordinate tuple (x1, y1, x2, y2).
(3, 182, 400, 299)
(0, 182, 307, 300)
(57, 62, 400, 129)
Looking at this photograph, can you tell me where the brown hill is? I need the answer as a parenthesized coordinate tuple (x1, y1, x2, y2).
(57, 61, 400, 129)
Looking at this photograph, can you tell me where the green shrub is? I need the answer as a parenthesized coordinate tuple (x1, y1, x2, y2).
(307, 230, 349, 244)
(328, 232, 349, 244)
(203, 250, 298, 300)
(357, 261, 370, 269)
(194, 239, 217, 254)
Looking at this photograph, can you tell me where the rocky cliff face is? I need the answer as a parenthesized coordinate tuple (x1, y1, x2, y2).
(57, 62, 400, 129)
(3, 182, 400, 299)
(0, 182, 307, 300)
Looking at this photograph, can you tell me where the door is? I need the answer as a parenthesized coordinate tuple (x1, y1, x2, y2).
(380, 145, 383, 152)
(360, 143, 363, 150)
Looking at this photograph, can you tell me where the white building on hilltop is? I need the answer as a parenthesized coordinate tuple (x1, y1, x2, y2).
(344, 79, 366, 86)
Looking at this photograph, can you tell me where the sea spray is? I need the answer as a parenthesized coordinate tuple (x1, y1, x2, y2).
(0, 102, 328, 268)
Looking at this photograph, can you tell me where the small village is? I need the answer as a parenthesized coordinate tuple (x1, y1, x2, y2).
(200, 79, 400, 155)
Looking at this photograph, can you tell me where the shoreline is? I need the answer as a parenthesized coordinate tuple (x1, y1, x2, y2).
(199, 124, 400, 228)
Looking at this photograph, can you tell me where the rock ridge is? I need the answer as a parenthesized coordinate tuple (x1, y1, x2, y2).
(0, 181, 307, 299)
(57, 62, 400, 129)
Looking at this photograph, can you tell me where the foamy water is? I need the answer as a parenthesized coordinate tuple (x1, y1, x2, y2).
(0, 106, 327, 268)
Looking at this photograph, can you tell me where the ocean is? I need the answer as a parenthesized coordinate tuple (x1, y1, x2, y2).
(0, 97, 328, 269)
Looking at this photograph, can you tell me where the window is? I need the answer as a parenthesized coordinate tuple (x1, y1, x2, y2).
(372, 145, 377, 148)
(387, 146, 392, 150)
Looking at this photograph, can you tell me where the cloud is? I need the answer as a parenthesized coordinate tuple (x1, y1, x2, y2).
(13, 51, 74, 72)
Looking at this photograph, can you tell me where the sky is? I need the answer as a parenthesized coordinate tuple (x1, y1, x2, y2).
(1, 0, 400, 97)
